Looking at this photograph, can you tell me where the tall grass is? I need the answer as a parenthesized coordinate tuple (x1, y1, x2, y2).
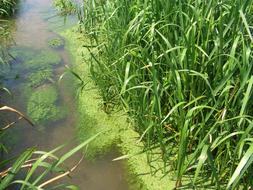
(0, 0, 17, 17)
(0, 111, 100, 189)
(73, 0, 253, 188)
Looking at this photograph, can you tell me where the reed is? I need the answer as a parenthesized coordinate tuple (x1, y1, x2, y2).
(74, 0, 253, 188)
(0, 0, 17, 17)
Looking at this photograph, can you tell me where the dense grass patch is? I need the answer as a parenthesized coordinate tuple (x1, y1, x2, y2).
(69, 0, 253, 189)
(0, 0, 18, 17)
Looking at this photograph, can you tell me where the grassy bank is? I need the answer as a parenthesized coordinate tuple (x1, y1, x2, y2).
(61, 28, 177, 190)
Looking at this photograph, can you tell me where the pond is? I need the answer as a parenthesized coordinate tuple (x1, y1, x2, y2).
(0, 0, 129, 189)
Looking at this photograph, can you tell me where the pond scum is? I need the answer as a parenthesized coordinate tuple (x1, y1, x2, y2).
(55, 0, 253, 189)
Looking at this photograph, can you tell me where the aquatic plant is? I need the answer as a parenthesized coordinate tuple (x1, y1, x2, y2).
(27, 69, 53, 87)
(27, 85, 65, 123)
(0, 3, 100, 190)
(63, 29, 175, 190)
(53, 0, 76, 15)
(9, 46, 37, 63)
(24, 50, 61, 70)
(8, 47, 62, 77)
(48, 37, 65, 49)
(72, 0, 253, 189)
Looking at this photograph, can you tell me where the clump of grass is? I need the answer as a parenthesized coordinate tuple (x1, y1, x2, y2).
(72, 0, 253, 189)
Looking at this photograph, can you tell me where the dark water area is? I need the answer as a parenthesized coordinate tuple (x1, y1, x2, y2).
(0, 0, 129, 189)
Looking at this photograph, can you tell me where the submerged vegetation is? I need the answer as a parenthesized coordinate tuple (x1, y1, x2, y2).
(0, 2, 97, 189)
(27, 69, 53, 87)
(27, 85, 65, 124)
(59, 0, 253, 189)
(48, 37, 65, 49)
(25, 50, 61, 70)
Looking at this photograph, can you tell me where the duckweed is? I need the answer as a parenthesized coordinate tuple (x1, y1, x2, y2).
(62, 28, 175, 190)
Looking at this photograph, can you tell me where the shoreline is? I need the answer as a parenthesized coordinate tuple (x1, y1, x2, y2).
(60, 27, 175, 190)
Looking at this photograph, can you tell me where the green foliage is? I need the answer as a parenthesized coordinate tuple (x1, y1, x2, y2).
(53, 0, 76, 14)
(0, 131, 100, 189)
(27, 85, 65, 123)
(0, 0, 18, 17)
(73, 0, 253, 189)
(62, 29, 175, 190)
(48, 37, 65, 49)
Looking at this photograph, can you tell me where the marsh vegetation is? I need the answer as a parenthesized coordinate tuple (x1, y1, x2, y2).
(1, 0, 253, 189)
(61, 0, 253, 189)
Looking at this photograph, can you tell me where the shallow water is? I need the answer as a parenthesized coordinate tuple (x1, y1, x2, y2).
(0, 0, 129, 189)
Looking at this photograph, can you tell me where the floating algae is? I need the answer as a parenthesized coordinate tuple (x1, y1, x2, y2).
(27, 85, 65, 124)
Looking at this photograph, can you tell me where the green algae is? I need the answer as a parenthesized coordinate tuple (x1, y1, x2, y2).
(9, 46, 37, 63)
(61, 28, 176, 190)
(27, 85, 65, 123)
(24, 50, 61, 70)
(48, 37, 65, 49)
(62, 30, 121, 159)
(8, 46, 61, 76)
(27, 69, 53, 87)
(8, 46, 64, 124)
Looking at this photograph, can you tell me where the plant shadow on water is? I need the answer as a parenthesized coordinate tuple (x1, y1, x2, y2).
(0, 0, 129, 189)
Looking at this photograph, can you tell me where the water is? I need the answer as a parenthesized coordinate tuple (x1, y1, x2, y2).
(0, 0, 129, 189)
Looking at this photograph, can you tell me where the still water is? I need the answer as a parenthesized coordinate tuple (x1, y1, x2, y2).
(0, 0, 129, 189)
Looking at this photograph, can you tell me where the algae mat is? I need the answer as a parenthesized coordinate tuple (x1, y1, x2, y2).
(61, 28, 176, 190)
